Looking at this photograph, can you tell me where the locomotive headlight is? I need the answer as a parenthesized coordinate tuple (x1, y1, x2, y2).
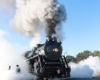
(54, 48, 59, 52)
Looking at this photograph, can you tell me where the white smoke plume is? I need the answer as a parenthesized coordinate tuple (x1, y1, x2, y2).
(69, 56, 100, 78)
(52, 23, 64, 41)
(0, 29, 36, 80)
(10, 0, 66, 43)
(30, 33, 41, 48)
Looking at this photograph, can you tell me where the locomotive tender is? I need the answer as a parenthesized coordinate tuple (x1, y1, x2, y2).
(24, 37, 71, 79)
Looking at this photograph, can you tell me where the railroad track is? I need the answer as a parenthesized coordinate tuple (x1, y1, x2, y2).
(25, 77, 100, 80)
(66, 77, 100, 80)
(27, 77, 99, 80)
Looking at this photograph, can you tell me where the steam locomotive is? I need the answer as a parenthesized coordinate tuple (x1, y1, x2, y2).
(24, 37, 71, 80)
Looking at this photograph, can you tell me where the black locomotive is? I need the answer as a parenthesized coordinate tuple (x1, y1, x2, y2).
(24, 37, 71, 79)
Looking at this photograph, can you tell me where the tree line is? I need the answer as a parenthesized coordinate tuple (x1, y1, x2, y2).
(65, 50, 100, 63)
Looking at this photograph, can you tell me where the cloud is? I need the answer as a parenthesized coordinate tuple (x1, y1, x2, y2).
(0, 29, 5, 37)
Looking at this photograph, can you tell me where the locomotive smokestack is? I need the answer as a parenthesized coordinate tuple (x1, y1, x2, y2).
(10, 0, 66, 42)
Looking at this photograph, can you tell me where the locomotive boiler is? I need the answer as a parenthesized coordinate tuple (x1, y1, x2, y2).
(24, 37, 71, 79)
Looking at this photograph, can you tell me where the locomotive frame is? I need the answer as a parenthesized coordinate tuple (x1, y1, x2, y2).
(24, 37, 71, 80)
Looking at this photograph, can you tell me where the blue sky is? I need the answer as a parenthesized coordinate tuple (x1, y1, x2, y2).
(0, 0, 100, 57)
(60, 0, 100, 56)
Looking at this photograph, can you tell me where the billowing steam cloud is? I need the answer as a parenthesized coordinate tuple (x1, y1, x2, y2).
(30, 33, 41, 48)
(69, 56, 100, 78)
(10, 0, 66, 45)
(0, 29, 36, 80)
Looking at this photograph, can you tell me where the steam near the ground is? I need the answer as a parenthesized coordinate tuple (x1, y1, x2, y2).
(10, 0, 66, 47)
(69, 56, 100, 78)
(0, 30, 36, 80)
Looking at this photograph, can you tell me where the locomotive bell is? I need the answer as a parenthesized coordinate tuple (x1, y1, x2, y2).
(52, 37, 57, 42)
(46, 36, 52, 41)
